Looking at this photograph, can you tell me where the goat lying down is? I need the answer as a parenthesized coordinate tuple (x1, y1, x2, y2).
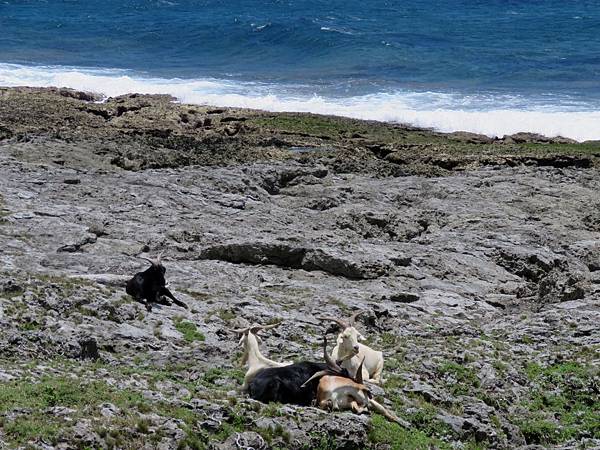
(126, 254, 187, 311)
(232, 322, 292, 392)
(317, 310, 384, 384)
(248, 336, 350, 406)
(303, 338, 405, 425)
(248, 361, 335, 406)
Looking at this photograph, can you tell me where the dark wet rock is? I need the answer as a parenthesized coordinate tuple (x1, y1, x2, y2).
(503, 132, 578, 145)
(302, 247, 392, 279)
(79, 338, 99, 360)
(198, 241, 306, 268)
(198, 242, 392, 279)
(306, 196, 342, 211)
(1, 279, 23, 295)
(388, 292, 420, 303)
(447, 131, 497, 144)
(520, 155, 591, 168)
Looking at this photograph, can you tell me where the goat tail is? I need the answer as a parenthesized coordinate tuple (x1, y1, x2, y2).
(369, 399, 410, 427)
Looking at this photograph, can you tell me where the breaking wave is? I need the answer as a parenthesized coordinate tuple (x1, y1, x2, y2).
(2, 63, 599, 142)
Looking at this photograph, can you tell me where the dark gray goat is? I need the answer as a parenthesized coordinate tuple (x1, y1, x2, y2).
(126, 254, 187, 311)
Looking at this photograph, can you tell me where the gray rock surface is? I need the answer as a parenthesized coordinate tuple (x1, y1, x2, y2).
(0, 88, 599, 449)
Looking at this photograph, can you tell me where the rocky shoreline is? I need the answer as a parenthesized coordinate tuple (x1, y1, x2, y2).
(0, 87, 599, 449)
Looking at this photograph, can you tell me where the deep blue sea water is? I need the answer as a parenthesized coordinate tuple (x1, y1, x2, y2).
(1, 0, 600, 140)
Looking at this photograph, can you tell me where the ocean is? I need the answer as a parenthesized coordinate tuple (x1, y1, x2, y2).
(1, 0, 599, 141)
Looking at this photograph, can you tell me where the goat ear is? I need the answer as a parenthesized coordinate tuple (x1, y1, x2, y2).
(256, 335, 263, 344)
(358, 333, 367, 342)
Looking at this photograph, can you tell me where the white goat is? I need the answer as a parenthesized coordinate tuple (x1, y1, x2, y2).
(231, 322, 292, 391)
(317, 311, 384, 384)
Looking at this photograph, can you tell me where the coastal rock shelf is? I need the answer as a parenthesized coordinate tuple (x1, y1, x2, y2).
(0, 88, 599, 449)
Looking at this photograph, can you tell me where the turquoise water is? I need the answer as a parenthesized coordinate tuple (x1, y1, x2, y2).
(1, 0, 599, 139)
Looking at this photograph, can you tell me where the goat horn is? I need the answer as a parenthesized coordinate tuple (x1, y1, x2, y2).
(315, 316, 349, 330)
(138, 256, 155, 265)
(230, 321, 282, 335)
(229, 326, 252, 335)
(322, 337, 342, 372)
(348, 310, 364, 325)
(301, 370, 332, 388)
(230, 326, 260, 334)
(250, 322, 283, 334)
(354, 356, 366, 385)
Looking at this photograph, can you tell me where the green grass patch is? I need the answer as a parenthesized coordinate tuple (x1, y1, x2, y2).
(384, 373, 408, 391)
(0, 283, 24, 299)
(0, 375, 145, 446)
(518, 361, 600, 444)
(437, 361, 481, 396)
(17, 321, 40, 331)
(404, 402, 453, 437)
(368, 414, 452, 450)
(0, 375, 124, 410)
(253, 114, 353, 138)
(0, 415, 63, 446)
(0, 369, 253, 448)
(379, 332, 399, 348)
(214, 308, 235, 323)
(173, 318, 205, 343)
(201, 367, 244, 386)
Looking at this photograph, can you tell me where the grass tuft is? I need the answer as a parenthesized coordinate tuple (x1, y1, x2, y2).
(173, 318, 205, 343)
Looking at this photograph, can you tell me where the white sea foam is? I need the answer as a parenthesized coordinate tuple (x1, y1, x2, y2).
(2, 62, 599, 142)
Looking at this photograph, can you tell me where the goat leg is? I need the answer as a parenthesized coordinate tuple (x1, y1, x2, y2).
(144, 298, 153, 312)
(369, 399, 410, 427)
(152, 290, 169, 307)
(351, 400, 366, 414)
(319, 399, 334, 412)
(133, 294, 152, 312)
(369, 359, 384, 384)
(159, 286, 188, 309)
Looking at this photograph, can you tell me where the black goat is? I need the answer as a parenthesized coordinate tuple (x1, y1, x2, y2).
(248, 361, 329, 405)
(247, 338, 350, 405)
(126, 254, 188, 311)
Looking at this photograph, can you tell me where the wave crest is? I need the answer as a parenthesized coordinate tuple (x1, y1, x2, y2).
(1, 63, 599, 142)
